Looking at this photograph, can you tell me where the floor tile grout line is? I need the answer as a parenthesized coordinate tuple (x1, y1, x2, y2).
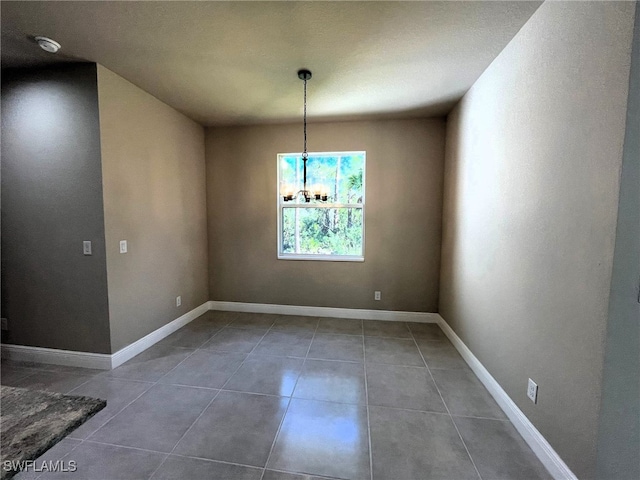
(4, 371, 39, 387)
(160, 325, 222, 351)
(30, 437, 85, 480)
(450, 413, 511, 421)
(152, 319, 237, 384)
(12, 369, 99, 396)
(256, 388, 514, 419)
(259, 316, 320, 480)
(154, 382, 221, 391)
(3, 362, 103, 376)
(362, 320, 374, 480)
(215, 388, 291, 399)
(305, 355, 362, 364)
(150, 313, 279, 477)
(149, 312, 273, 472)
(76, 314, 237, 443)
(365, 360, 428, 368)
(61, 373, 104, 396)
(35, 353, 163, 472)
(408, 325, 484, 480)
(145, 384, 224, 478)
(147, 454, 171, 480)
(83, 439, 171, 455)
(257, 317, 320, 478)
(149, 452, 172, 480)
(118, 325, 226, 384)
(159, 316, 273, 468)
(361, 401, 450, 416)
(66, 380, 155, 443)
(258, 412, 290, 477)
(264, 467, 346, 480)
(124, 377, 507, 418)
(66, 371, 151, 394)
(192, 313, 240, 352)
(80, 311, 239, 478)
(216, 318, 278, 392)
(167, 451, 266, 470)
(137, 347, 197, 386)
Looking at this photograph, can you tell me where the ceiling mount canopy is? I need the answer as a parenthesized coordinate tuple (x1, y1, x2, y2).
(298, 69, 312, 81)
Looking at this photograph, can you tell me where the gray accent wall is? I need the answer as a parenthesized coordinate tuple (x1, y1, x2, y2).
(596, 4, 640, 479)
(206, 119, 445, 312)
(97, 66, 209, 353)
(439, 2, 635, 478)
(1, 63, 111, 354)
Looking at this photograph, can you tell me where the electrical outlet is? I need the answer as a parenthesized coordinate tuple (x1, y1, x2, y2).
(119, 240, 128, 254)
(1, 318, 8, 331)
(527, 378, 538, 404)
(374, 291, 381, 301)
(176, 296, 182, 307)
(83, 241, 92, 255)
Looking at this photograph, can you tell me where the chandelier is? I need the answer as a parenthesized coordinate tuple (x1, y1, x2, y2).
(283, 69, 328, 203)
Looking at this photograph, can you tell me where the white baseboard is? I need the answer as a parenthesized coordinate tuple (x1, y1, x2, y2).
(1, 344, 112, 370)
(436, 315, 577, 480)
(110, 302, 209, 368)
(208, 300, 439, 323)
(1, 302, 209, 371)
(1, 302, 431, 371)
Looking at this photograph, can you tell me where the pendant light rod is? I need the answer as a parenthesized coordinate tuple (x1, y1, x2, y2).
(298, 69, 312, 198)
(298, 69, 311, 157)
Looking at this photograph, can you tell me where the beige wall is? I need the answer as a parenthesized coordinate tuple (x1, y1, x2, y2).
(97, 66, 209, 353)
(206, 119, 445, 312)
(439, 2, 635, 478)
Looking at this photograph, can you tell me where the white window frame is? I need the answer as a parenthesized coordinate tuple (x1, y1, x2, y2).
(277, 151, 366, 262)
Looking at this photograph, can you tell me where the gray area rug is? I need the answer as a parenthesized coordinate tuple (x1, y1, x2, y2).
(0, 386, 105, 479)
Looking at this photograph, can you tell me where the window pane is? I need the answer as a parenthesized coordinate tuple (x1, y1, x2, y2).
(282, 208, 363, 256)
(279, 155, 300, 195)
(279, 153, 364, 204)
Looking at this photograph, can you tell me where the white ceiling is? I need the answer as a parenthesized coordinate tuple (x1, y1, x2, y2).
(1, 1, 541, 126)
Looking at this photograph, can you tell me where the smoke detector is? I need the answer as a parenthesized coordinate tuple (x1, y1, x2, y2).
(34, 36, 61, 53)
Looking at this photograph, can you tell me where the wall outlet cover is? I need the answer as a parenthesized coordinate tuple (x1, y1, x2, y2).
(83, 241, 92, 255)
(176, 296, 182, 307)
(119, 240, 128, 254)
(374, 291, 381, 301)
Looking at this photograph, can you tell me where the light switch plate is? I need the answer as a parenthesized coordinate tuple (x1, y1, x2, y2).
(527, 378, 538, 404)
(119, 240, 127, 254)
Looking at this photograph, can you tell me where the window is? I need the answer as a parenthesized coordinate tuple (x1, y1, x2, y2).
(277, 151, 365, 261)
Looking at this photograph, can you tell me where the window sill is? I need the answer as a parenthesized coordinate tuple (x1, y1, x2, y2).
(278, 254, 364, 262)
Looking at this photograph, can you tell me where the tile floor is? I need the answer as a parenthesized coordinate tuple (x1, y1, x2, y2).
(1, 311, 551, 480)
